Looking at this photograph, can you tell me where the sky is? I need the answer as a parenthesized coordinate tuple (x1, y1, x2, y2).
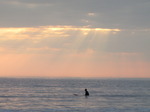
(0, 0, 150, 78)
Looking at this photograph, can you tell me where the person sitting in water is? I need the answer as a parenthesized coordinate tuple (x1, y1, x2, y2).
(85, 89, 89, 96)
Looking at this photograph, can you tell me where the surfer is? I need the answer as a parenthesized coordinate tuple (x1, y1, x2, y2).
(73, 89, 89, 96)
(85, 89, 89, 96)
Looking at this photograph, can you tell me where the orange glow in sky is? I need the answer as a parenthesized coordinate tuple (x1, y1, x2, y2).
(0, 26, 149, 78)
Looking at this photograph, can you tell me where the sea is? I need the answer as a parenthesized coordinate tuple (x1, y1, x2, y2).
(0, 78, 149, 112)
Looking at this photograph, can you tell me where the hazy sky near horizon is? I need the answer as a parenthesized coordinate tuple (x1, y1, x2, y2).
(0, 0, 150, 78)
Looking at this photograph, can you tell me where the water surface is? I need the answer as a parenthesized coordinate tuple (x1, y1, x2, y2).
(0, 78, 149, 112)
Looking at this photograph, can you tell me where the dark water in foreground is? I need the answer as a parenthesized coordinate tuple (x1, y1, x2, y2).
(0, 78, 149, 112)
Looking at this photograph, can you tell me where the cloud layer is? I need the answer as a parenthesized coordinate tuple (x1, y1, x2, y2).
(0, 0, 150, 78)
(1, 0, 150, 28)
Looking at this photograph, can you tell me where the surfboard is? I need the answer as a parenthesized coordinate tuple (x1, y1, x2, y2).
(73, 94, 79, 96)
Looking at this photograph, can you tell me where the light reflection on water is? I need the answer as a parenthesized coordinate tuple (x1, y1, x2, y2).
(0, 78, 150, 112)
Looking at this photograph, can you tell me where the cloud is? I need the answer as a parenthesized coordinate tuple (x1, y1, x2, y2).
(0, 26, 150, 62)
(0, 0, 150, 28)
(0, 26, 149, 77)
(105, 29, 150, 61)
(106, 29, 150, 53)
(0, 26, 149, 61)
(0, 26, 120, 54)
(0, 1, 150, 78)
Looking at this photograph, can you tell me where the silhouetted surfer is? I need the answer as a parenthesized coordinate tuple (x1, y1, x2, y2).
(85, 89, 89, 96)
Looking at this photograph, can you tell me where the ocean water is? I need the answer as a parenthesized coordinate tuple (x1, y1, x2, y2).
(0, 78, 149, 112)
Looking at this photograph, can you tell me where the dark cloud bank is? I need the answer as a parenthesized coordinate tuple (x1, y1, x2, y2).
(0, 0, 150, 29)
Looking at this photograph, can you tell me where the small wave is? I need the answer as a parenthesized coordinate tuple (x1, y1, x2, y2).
(99, 94, 150, 98)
